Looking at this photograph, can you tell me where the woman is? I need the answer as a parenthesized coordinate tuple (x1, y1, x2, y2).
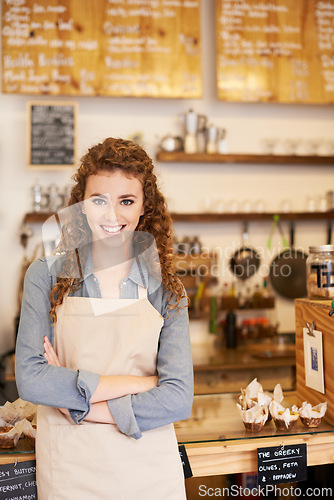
(15, 137, 194, 499)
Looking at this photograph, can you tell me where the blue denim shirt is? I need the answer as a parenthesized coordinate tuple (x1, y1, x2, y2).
(15, 248, 193, 439)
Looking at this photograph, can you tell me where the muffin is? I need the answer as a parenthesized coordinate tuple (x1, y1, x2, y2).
(274, 410, 299, 431)
(0, 426, 16, 449)
(237, 403, 269, 432)
(299, 402, 327, 428)
(270, 400, 299, 431)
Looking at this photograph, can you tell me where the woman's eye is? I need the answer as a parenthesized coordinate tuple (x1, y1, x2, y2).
(92, 198, 106, 205)
(121, 199, 134, 206)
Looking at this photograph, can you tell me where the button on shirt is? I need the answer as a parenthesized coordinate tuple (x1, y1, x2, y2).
(15, 248, 193, 439)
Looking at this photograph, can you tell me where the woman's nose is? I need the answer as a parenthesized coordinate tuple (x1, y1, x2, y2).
(104, 202, 118, 222)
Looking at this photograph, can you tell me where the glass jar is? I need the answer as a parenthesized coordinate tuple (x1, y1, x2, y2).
(306, 245, 334, 299)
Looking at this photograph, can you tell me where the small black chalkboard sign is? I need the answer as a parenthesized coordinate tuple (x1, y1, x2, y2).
(179, 444, 193, 479)
(28, 101, 77, 168)
(257, 443, 307, 486)
(0, 459, 37, 499)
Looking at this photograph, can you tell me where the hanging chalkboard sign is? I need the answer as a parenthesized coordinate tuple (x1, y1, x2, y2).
(27, 101, 78, 169)
(257, 443, 307, 486)
(0, 460, 37, 500)
(178, 444, 193, 479)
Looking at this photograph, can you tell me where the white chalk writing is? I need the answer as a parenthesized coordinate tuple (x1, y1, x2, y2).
(2, 0, 201, 97)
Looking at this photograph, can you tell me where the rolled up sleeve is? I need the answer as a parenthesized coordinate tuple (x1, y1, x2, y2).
(107, 395, 142, 439)
(15, 259, 100, 424)
(107, 290, 194, 439)
(69, 369, 100, 423)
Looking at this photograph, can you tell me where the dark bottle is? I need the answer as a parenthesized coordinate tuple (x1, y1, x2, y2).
(189, 236, 202, 256)
(225, 310, 237, 349)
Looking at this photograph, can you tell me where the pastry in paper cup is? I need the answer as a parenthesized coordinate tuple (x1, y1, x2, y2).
(0, 425, 20, 449)
(238, 378, 272, 410)
(0, 398, 36, 425)
(238, 379, 281, 426)
(237, 402, 269, 432)
(299, 402, 327, 428)
(270, 401, 299, 431)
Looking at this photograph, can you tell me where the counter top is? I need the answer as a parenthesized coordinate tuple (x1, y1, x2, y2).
(175, 392, 334, 476)
(2, 392, 333, 477)
(192, 341, 296, 372)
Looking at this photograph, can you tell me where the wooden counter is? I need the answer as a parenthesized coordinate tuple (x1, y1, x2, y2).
(0, 451, 35, 466)
(192, 342, 296, 393)
(2, 393, 333, 478)
(175, 392, 334, 477)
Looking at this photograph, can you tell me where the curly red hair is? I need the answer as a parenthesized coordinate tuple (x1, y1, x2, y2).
(49, 137, 186, 324)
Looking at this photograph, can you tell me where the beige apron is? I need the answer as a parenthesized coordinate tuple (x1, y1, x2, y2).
(36, 286, 186, 500)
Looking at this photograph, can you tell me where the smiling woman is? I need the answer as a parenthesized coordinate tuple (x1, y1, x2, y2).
(15, 137, 193, 500)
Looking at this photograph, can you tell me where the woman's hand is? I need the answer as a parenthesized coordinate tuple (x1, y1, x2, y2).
(90, 374, 159, 403)
(141, 375, 159, 392)
(43, 336, 61, 367)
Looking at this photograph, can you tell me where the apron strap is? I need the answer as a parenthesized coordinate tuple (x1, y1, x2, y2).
(137, 285, 147, 300)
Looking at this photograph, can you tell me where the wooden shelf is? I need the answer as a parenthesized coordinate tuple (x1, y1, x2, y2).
(156, 151, 334, 165)
(23, 212, 54, 224)
(171, 211, 334, 222)
(23, 211, 334, 225)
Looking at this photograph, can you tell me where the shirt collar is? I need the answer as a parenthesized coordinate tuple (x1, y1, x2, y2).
(77, 244, 94, 282)
(77, 242, 150, 288)
(127, 256, 149, 288)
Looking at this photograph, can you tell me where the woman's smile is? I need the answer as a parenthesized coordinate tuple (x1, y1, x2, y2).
(100, 224, 126, 235)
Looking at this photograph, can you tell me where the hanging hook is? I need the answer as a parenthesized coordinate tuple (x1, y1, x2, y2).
(305, 321, 316, 337)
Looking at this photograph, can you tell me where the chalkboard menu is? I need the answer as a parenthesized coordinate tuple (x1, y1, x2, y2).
(1, 0, 202, 98)
(0, 460, 37, 500)
(216, 0, 334, 103)
(257, 443, 307, 485)
(28, 101, 77, 168)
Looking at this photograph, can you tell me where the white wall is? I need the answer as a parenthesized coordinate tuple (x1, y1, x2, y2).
(1, 0, 334, 352)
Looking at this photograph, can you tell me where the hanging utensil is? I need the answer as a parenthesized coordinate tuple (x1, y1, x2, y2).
(269, 221, 308, 299)
(230, 222, 261, 280)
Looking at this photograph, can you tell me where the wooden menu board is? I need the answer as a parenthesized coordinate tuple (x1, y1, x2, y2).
(1, 0, 202, 98)
(216, 0, 334, 103)
(27, 101, 77, 168)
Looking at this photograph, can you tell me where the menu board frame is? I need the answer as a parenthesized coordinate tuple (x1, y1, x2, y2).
(215, 0, 334, 104)
(2, 0, 202, 98)
(27, 101, 78, 169)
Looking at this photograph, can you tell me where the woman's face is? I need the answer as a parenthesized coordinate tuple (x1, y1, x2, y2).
(83, 170, 144, 244)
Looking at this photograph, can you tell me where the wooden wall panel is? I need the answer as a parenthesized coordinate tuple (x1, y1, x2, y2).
(295, 298, 334, 425)
(1, 0, 202, 98)
(216, 0, 334, 103)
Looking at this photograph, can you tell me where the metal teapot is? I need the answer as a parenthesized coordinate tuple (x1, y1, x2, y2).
(159, 134, 183, 152)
